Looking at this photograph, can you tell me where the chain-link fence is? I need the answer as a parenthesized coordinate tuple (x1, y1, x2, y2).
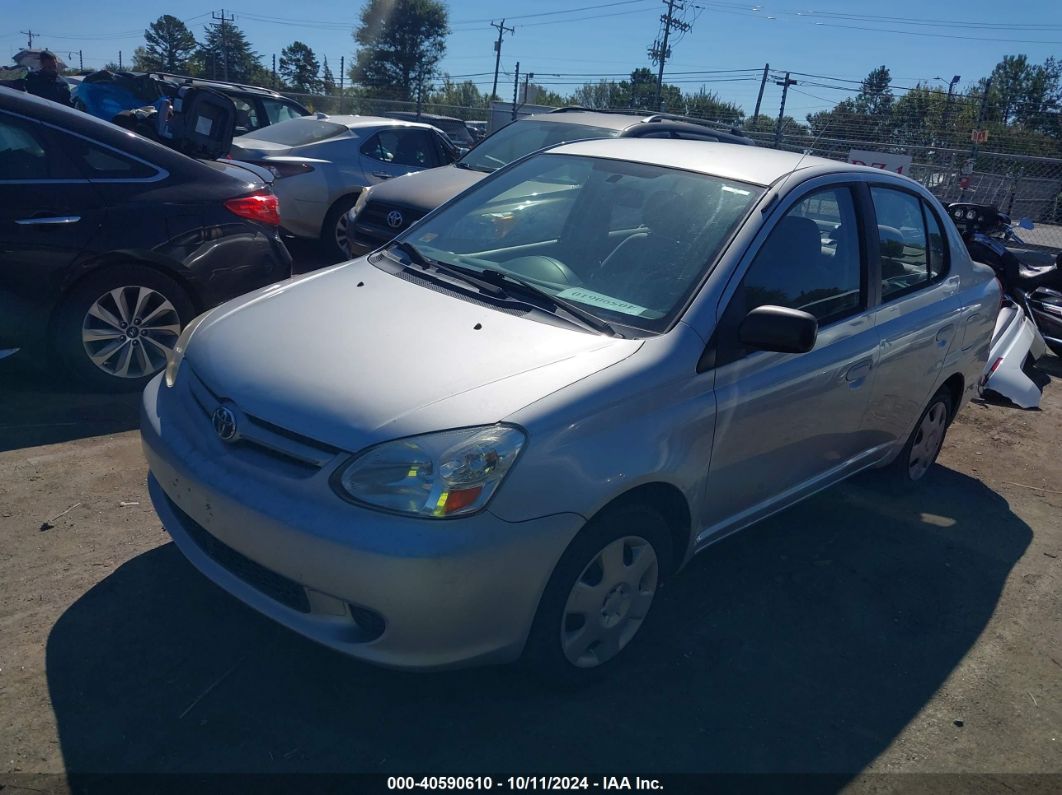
(284, 88, 1062, 253)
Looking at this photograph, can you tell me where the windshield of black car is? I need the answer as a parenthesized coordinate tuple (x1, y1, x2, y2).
(238, 118, 345, 146)
(459, 120, 621, 172)
(403, 153, 763, 334)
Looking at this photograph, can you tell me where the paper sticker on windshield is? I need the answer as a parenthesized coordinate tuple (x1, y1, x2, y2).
(557, 288, 652, 317)
(194, 115, 213, 136)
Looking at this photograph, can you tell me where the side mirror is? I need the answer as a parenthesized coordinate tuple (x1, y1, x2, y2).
(739, 305, 818, 354)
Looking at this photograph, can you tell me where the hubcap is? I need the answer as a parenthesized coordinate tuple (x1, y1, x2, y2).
(560, 535, 658, 668)
(335, 212, 351, 258)
(81, 286, 181, 379)
(908, 401, 948, 480)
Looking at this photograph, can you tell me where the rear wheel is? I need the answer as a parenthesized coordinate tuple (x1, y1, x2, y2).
(883, 387, 954, 488)
(320, 195, 358, 262)
(54, 265, 195, 392)
(523, 503, 672, 683)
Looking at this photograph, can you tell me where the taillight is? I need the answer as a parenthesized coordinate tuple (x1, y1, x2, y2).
(224, 191, 280, 226)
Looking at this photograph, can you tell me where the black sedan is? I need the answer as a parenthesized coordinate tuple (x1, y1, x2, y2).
(0, 87, 292, 390)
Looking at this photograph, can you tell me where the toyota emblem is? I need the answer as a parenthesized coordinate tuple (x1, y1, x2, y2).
(386, 210, 404, 229)
(211, 405, 239, 442)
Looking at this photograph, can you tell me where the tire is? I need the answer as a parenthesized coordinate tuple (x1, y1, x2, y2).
(882, 387, 954, 489)
(320, 195, 359, 262)
(522, 503, 673, 684)
(53, 265, 195, 392)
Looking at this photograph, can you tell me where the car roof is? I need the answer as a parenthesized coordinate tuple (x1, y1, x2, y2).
(519, 108, 752, 143)
(548, 137, 886, 186)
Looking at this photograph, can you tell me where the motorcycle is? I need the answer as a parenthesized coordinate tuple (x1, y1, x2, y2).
(947, 202, 1058, 408)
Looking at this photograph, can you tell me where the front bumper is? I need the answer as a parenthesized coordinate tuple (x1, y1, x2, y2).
(141, 375, 583, 670)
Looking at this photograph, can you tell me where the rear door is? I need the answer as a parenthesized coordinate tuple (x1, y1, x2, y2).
(0, 111, 107, 336)
(358, 127, 444, 184)
(864, 185, 961, 443)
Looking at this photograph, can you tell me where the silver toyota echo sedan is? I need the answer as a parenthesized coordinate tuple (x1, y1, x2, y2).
(142, 139, 999, 678)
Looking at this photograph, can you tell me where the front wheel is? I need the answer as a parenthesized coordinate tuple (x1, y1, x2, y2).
(523, 504, 672, 682)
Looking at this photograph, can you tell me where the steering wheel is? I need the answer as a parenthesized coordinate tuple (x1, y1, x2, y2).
(503, 255, 583, 286)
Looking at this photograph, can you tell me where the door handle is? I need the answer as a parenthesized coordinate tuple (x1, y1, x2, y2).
(15, 215, 81, 225)
(371, 172, 394, 179)
(845, 360, 872, 384)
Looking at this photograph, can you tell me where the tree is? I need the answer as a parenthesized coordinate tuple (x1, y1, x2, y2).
(683, 88, 743, 124)
(133, 14, 197, 73)
(192, 20, 266, 84)
(321, 56, 337, 94)
(351, 0, 449, 102)
(569, 80, 620, 109)
(428, 76, 483, 116)
(279, 41, 321, 93)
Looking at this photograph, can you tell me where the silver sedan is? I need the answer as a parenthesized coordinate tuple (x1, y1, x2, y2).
(143, 139, 999, 679)
(230, 115, 458, 258)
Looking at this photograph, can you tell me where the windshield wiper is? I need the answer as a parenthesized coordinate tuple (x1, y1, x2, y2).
(389, 240, 507, 297)
(449, 264, 618, 337)
(454, 161, 493, 173)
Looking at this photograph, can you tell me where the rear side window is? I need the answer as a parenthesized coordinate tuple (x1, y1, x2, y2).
(56, 133, 159, 180)
(0, 115, 48, 180)
(361, 129, 439, 167)
(872, 187, 947, 300)
(232, 97, 260, 134)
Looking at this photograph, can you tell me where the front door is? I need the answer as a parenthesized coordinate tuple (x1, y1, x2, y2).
(701, 183, 879, 537)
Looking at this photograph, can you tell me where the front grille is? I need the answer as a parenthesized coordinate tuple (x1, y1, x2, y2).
(187, 369, 340, 473)
(361, 201, 425, 234)
(169, 495, 311, 614)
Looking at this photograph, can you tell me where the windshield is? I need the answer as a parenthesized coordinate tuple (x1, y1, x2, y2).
(459, 120, 621, 172)
(402, 153, 763, 334)
(238, 118, 345, 146)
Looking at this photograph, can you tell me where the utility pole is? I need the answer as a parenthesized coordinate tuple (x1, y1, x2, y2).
(79, 50, 83, 71)
(970, 76, 992, 162)
(340, 55, 345, 113)
(942, 74, 960, 146)
(511, 62, 520, 120)
(119, 50, 123, 70)
(490, 19, 514, 103)
(521, 71, 534, 107)
(213, 9, 235, 81)
(271, 53, 276, 88)
(774, 71, 796, 148)
(752, 63, 769, 119)
(20, 30, 36, 49)
(649, 0, 691, 111)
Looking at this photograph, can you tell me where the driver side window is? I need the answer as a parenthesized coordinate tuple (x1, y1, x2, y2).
(742, 186, 864, 324)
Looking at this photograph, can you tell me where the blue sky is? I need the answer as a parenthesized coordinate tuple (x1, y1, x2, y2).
(4, 0, 1061, 116)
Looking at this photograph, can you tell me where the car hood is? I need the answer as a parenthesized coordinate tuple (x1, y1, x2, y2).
(365, 164, 487, 212)
(186, 258, 641, 451)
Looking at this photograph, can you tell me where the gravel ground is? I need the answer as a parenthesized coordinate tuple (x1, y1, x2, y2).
(0, 269, 1059, 789)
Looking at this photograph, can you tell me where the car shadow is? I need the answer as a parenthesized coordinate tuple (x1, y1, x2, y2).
(45, 466, 1029, 779)
(0, 360, 141, 452)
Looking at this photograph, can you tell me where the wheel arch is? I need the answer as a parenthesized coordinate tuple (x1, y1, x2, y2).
(939, 371, 965, 421)
(49, 252, 203, 344)
(586, 481, 693, 578)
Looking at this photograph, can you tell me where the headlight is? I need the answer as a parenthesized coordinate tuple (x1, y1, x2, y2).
(333, 425, 526, 518)
(350, 187, 372, 219)
(164, 311, 208, 387)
